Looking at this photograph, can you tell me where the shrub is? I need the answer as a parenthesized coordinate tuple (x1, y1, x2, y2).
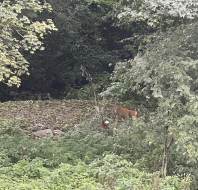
(0, 118, 192, 189)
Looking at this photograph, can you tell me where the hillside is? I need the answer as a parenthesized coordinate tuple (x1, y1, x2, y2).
(0, 100, 96, 131)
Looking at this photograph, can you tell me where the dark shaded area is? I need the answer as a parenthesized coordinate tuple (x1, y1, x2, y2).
(0, 0, 151, 101)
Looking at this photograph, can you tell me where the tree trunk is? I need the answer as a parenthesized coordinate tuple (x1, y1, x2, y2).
(161, 126, 173, 177)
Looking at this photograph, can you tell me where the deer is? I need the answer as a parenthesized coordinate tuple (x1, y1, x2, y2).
(113, 105, 140, 120)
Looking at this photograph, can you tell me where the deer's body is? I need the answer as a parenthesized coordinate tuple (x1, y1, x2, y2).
(114, 106, 139, 120)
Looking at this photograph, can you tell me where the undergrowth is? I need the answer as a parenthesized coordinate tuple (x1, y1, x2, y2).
(0, 119, 191, 189)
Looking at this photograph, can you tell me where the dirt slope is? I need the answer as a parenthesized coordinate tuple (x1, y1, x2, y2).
(0, 100, 96, 130)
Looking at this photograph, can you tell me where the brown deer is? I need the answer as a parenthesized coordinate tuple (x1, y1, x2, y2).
(113, 105, 140, 120)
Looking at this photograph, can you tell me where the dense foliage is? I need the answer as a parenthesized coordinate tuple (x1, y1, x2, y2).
(0, 0, 57, 87)
(17, 0, 120, 96)
(1, 0, 198, 189)
(101, 1, 198, 187)
(0, 119, 191, 189)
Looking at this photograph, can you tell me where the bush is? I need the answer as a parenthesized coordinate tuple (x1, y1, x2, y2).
(0, 118, 192, 189)
(0, 155, 191, 190)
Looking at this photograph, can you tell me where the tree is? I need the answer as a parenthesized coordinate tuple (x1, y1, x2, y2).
(105, 0, 198, 61)
(0, 0, 57, 87)
(18, 0, 121, 96)
(102, 22, 198, 178)
(111, 0, 198, 28)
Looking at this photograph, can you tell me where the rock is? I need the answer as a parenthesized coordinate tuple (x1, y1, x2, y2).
(32, 129, 53, 138)
(53, 129, 64, 136)
(32, 123, 46, 132)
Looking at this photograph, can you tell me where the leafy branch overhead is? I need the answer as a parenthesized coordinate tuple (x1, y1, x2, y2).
(0, 0, 57, 87)
(112, 0, 198, 28)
